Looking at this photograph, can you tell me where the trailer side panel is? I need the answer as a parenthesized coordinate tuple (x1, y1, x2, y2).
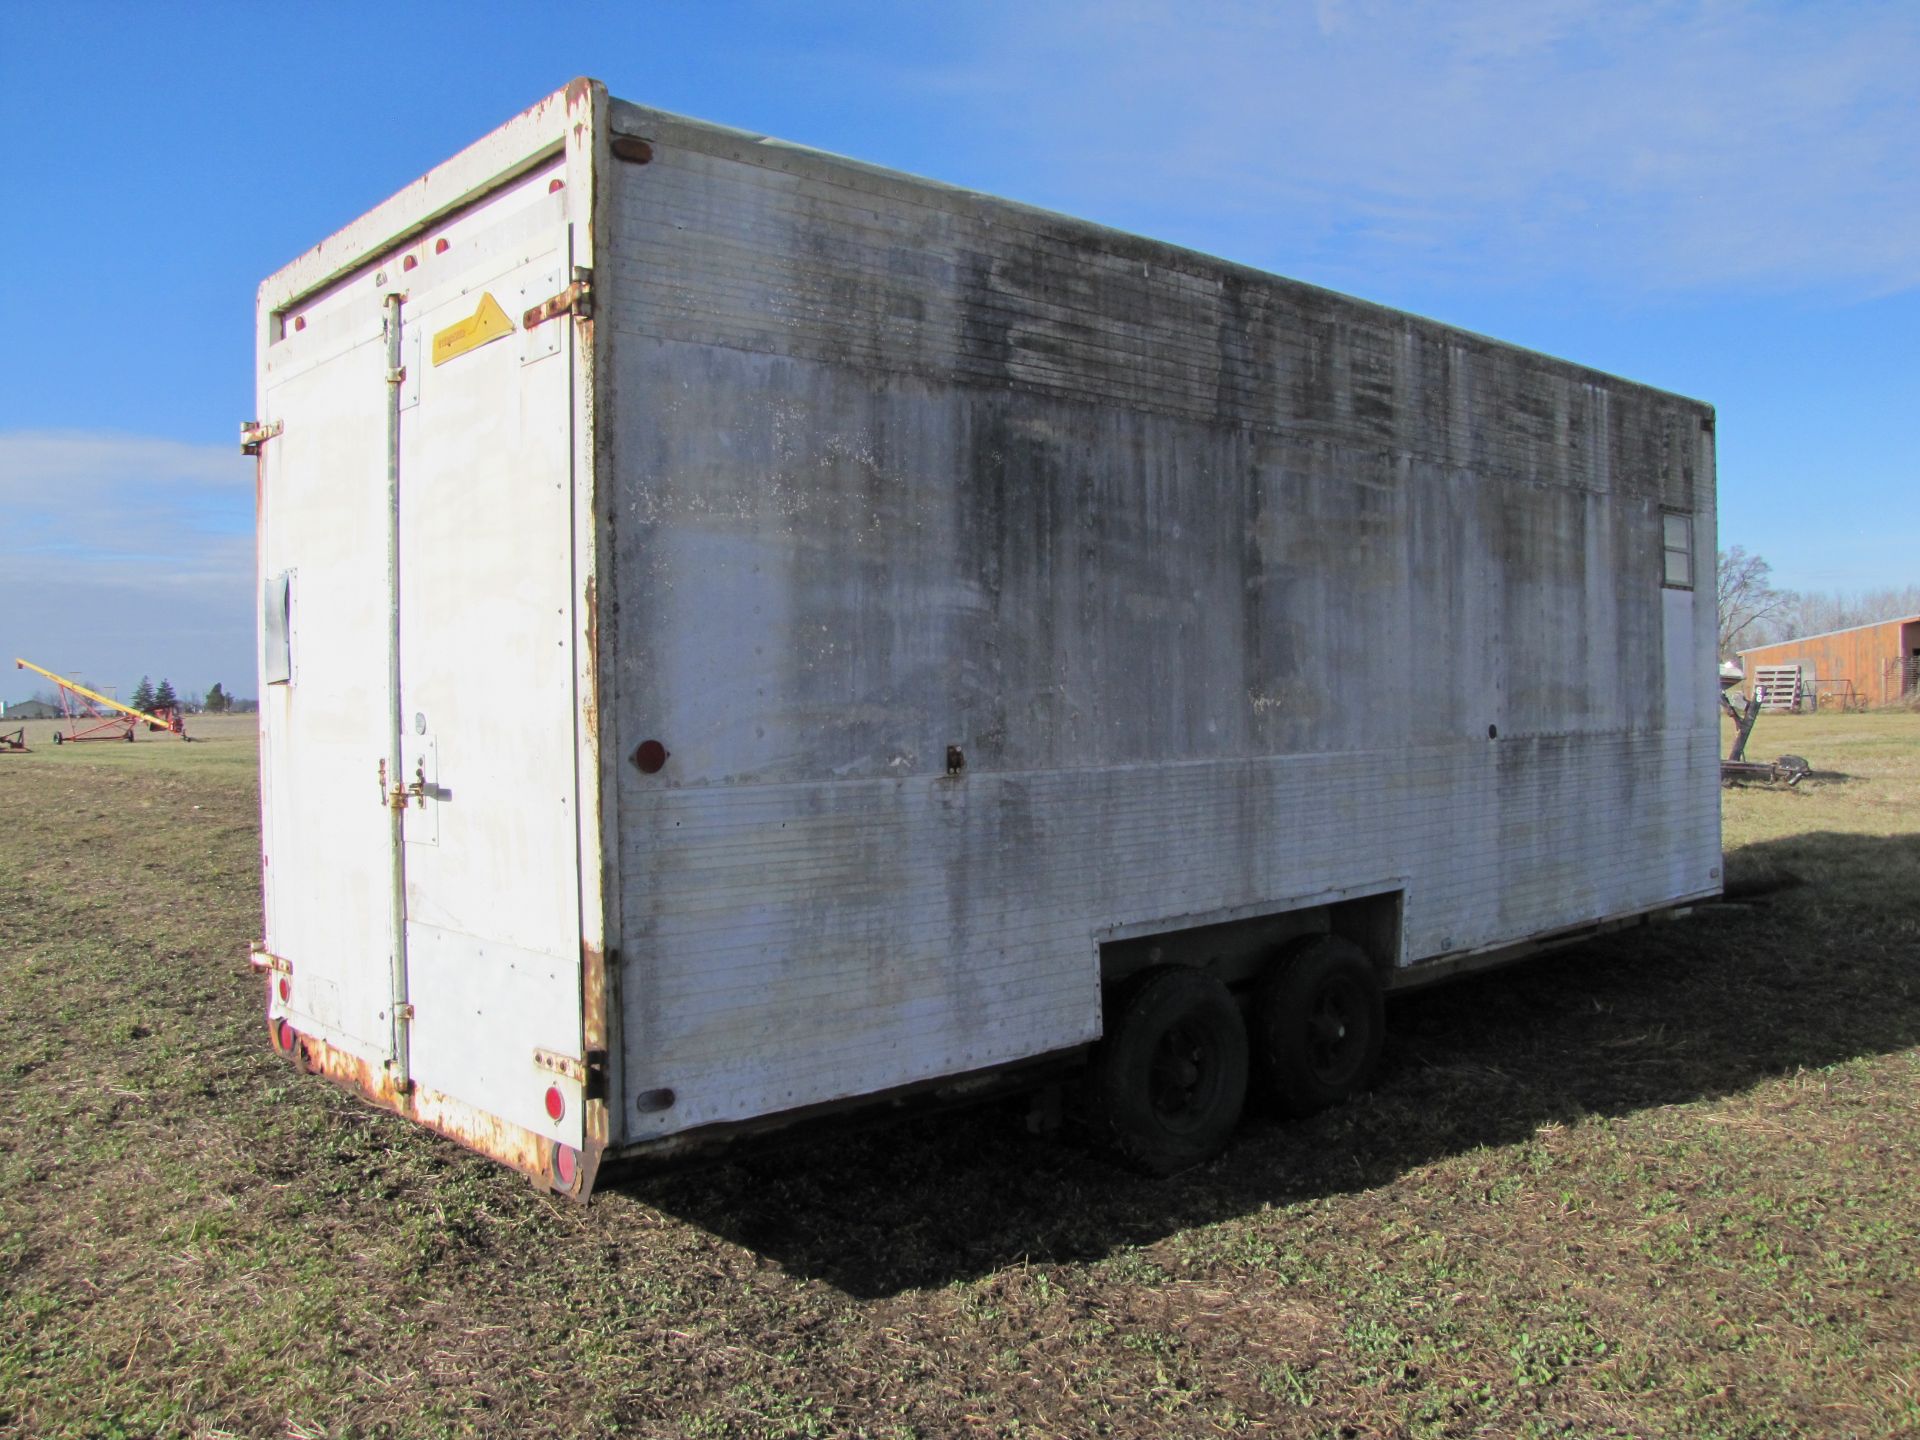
(595, 106, 1719, 1147)
(595, 107, 1712, 1152)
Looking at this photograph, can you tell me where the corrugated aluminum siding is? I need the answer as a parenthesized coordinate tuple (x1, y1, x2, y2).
(594, 100, 1721, 1146)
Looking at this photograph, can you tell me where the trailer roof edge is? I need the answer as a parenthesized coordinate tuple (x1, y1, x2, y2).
(606, 95, 1716, 413)
(258, 78, 599, 316)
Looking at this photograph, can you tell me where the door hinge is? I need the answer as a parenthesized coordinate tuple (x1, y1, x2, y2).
(523, 266, 593, 328)
(535, 1047, 609, 1100)
(533, 1048, 587, 1084)
(249, 945, 292, 975)
(240, 418, 282, 455)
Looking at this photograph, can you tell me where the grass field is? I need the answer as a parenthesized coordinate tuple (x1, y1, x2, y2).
(3, 711, 1917, 1438)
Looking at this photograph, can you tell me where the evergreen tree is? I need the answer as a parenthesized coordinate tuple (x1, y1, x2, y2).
(205, 682, 229, 714)
(154, 679, 178, 712)
(132, 676, 156, 712)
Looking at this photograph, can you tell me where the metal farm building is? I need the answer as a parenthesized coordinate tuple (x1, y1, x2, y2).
(1739, 615, 1920, 710)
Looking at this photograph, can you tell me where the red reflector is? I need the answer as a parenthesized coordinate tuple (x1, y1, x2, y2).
(402, 254, 417, 271)
(544, 1085, 565, 1121)
(293, 316, 306, 332)
(549, 177, 565, 193)
(277, 976, 291, 1003)
(552, 1143, 578, 1190)
(434, 238, 449, 254)
(274, 1018, 295, 1052)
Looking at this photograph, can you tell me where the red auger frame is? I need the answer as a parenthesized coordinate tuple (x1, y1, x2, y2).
(13, 659, 190, 744)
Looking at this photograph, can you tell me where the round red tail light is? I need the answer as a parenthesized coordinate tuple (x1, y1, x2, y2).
(277, 976, 291, 1003)
(544, 1085, 566, 1121)
(552, 1142, 578, 1190)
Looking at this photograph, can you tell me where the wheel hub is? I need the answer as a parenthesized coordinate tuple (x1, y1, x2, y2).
(1308, 987, 1361, 1079)
(1313, 1013, 1347, 1045)
(1148, 1024, 1216, 1127)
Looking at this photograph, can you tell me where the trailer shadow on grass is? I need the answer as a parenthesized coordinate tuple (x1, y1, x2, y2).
(625, 829, 1920, 1300)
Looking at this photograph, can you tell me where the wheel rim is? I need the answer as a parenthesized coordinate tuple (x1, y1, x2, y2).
(1305, 975, 1368, 1084)
(1147, 1019, 1225, 1134)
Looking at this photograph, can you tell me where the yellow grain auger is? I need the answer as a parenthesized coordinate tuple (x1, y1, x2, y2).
(13, 659, 191, 743)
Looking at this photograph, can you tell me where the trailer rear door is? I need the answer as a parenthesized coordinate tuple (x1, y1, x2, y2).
(392, 163, 585, 1152)
(260, 156, 587, 1158)
(259, 294, 392, 1060)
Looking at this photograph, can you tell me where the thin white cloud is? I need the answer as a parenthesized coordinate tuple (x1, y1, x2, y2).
(885, 0, 1920, 298)
(0, 429, 251, 564)
(0, 429, 253, 701)
(0, 430, 252, 494)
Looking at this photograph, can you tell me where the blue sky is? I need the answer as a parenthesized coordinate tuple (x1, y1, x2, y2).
(2, 0, 1914, 703)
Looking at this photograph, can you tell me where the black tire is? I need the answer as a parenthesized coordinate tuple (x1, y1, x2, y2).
(52, 731, 63, 745)
(1253, 935, 1384, 1117)
(1089, 966, 1249, 1175)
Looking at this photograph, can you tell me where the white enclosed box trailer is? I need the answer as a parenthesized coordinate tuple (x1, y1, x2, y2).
(250, 79, 1720, 1195)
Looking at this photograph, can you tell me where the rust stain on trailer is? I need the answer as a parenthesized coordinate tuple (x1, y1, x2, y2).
(576, 941, 613, 1197)
(523, 281, 589, 330)
(581, 574, 599, 747)
(270, 1008, 602, 1199)
(581, 943, 612, 1112)
(581, 941, 609, 1057)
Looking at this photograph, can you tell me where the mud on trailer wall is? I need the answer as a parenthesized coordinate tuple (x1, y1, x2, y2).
(595, 101, 1720, 1162)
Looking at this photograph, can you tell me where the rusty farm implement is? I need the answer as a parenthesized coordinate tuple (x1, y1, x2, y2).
(1719, 689, 1809, 786)
(13, 658, 190, 744)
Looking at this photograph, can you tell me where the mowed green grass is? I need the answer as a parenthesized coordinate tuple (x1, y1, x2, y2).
(3, 711, 1917, 1438)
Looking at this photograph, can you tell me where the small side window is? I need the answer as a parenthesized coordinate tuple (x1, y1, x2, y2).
(263, 570, 294, 685)
(1661, 513, 1693, 589)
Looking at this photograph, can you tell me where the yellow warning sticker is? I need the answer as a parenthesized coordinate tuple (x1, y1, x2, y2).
(431, 292, 514, 366)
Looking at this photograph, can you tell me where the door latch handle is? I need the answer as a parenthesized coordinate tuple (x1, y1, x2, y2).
(379, 757, 427, 809)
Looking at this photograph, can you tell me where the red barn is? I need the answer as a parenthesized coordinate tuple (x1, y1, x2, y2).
(1739, 614, 1920, 710)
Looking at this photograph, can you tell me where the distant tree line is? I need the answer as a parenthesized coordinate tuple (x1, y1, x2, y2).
(1717, 549, 1920, 658)
(128, 677, 250, 714)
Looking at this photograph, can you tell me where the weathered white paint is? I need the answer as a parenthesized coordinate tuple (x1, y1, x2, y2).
(256, 81, 1721, 1184)
(259, 146, 593, 1153)
(258, 316, 392, 1056)
(594, 99, 1720, 1149)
